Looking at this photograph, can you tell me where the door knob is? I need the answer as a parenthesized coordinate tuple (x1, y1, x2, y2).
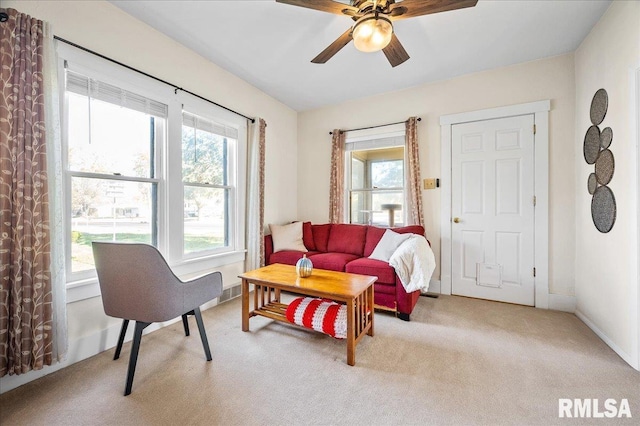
(453, 217, 460, 223)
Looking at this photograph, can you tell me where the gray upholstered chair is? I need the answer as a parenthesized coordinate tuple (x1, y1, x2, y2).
(92, 242, 223, 396)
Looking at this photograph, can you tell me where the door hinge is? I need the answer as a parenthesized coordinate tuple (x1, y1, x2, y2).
(533, 267, 536, 277)
(533, 124, 537, 135)
(533, 195, 537, 206)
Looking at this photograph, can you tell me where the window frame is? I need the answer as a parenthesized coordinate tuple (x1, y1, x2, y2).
(171, 95, 247, 264)
(58, 43, 247, 302)
(344, 127, 407, 226)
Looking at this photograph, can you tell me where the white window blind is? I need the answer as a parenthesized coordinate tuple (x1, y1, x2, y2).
(66, 70, 168, 118)
(345, 135, 405, 151)
(182, 111, 239, 140)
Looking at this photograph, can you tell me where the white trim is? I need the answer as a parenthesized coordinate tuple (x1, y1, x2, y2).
(439, 100, 551, 126)
(634, 65, 640, 370)
(548, 294, 576, 313)
(346, 123, 405, 141)
(533, 109, 550, 309)
(427, 279, 441, 294)
(440, 124, 452, 295)
(439, 100, 550, 309)
(66, 251, 245, 302)
(0, 298, 223, 394)
(576, 309, 638, 371)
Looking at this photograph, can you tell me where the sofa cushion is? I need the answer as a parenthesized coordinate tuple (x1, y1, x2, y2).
(269, 222, 307, 253)
(345, 257, 396, 285)
(326, 224, 367, 256)
(395, 225, 425, 236)
(364, 224, 425, 257)
(311, 224, 332, 252)
(270, 250, 319, 266)
(308, 252, 359, 272)
(302, 222, 316, 251)
(369, 229, 412, 262)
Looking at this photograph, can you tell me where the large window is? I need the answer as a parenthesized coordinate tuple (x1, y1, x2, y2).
(65, 71, 165, 278)
(346, 134, 405, 227)
(182, 112, 238, 256)
(60, 45, 246, 297)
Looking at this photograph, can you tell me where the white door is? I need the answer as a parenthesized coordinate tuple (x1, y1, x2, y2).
(451, 114, 535, 305)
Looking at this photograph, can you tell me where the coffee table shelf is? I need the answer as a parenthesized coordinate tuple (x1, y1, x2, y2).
(239, 264, 376, 366)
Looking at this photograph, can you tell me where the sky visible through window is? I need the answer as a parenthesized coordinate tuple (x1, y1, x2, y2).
(67, 93, 152, 178)
(67, 94, 156, 273)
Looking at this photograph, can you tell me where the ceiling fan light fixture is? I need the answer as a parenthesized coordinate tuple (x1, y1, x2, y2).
(352, 14, 393, 53)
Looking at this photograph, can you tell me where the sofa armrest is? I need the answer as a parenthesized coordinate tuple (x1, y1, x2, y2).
(395, 275, 421, 318)
(264, 234, 274, 265)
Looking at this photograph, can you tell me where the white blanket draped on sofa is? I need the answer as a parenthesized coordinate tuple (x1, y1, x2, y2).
(389, 235, 436, 293)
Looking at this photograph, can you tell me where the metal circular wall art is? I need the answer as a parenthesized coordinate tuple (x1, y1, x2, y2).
(583, 88, 615, 233)
(583, 125, 601, 164)
(595, 149, 614, 185)
(587, 173, 598, 195)
(600, 127, 613, 149)
(591, 186, 616, 233)
(590, 88, 608, 125)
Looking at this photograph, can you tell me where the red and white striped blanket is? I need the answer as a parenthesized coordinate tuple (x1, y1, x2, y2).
(285, 297, 347, 339)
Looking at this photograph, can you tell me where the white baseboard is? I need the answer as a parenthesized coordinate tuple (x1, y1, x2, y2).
(575, 309, 639, 371)
(548, 294, 576, 313)
(426, 279, 441, 294)
(0, 299, 220, 394)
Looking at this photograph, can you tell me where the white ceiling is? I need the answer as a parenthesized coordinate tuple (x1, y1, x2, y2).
(111, 0, 611, 112)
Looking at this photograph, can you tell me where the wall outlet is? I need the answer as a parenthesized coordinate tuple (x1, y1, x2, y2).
(424, 178, 437, 190)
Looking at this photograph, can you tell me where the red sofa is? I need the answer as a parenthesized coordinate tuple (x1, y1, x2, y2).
(264, 222, 426, 321)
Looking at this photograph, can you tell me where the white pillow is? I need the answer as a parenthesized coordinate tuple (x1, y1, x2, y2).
(369, 229, 412, 262)
(269, 222, 308, 253)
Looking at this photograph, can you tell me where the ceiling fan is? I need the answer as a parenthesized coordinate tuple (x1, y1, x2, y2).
(276, 0, 478, 67)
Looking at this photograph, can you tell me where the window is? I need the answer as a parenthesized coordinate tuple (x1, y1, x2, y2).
(181, 112, 238, 256)
(65, 71, 165, 279)
(346, 133, 406, 227)
(59, 44, 246, 299)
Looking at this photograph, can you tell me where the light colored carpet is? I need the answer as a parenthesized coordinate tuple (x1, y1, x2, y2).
(1, 295, 638, 425)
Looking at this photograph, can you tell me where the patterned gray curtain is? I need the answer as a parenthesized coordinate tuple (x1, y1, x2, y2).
(0, 8, 54, 376)
(329, 130, 345, 223)
(405, 117, 424, 227)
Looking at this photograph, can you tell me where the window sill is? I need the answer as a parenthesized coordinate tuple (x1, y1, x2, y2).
(66, 250, 246, 303)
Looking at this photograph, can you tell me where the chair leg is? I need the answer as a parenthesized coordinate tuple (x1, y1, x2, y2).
(124, 321, 150, 396)
(114, 319, 129, 360)
(182, 314, 190, 336)
(193, 308, 212, 361)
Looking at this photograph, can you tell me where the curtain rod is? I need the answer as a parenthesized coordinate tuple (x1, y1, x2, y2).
(54, 36, 256, 124)
(329, 117, 420, 135)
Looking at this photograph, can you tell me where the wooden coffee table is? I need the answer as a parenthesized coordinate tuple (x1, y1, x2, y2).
(239, 264, 376, 366)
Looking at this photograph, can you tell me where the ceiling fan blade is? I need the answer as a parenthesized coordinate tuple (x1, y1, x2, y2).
(276, 0, 359, 16)
(311, 28, 353, 64)
(389, 0, 478, 20)
(382, 34, 410, 67)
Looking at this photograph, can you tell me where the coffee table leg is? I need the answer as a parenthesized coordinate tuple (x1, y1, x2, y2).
(242, 279, 250, 332)
(347, 298, 355, 366)
(367, 286, 374, 337)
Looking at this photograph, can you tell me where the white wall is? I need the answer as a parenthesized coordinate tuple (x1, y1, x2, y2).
(574, 1, 640, 370)
(0, 0, 298, 391)
(297, 54, 576, 296)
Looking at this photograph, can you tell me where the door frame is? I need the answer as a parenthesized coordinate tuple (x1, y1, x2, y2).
(634, 65, 640, 370)
(439, 100, 551, 309)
